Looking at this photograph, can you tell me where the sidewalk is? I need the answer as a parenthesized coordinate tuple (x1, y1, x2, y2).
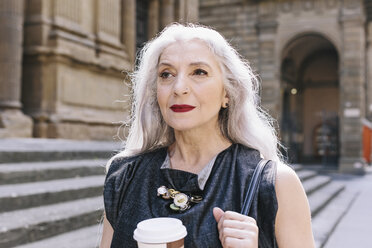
(0, 138, 122, 151)
(323, 167, 372, 248)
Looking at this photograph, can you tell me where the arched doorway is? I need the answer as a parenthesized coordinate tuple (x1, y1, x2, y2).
(280, 34, 339, 166)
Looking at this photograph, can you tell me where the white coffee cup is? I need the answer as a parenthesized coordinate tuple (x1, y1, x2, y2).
(133, 217, 187, 248)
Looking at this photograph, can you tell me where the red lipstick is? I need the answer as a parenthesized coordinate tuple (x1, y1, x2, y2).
(170, 104, 195, 113)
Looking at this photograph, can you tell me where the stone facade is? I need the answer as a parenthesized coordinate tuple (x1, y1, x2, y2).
(0, 0, 198, 141)
(0, 0, 33, 138)
(200, 0, 369, 173)
(1, 0, 368, 173)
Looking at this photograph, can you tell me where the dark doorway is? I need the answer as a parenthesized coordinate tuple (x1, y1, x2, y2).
(280, 34, 339, 166)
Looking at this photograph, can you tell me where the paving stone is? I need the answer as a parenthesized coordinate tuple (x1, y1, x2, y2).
(312, 188, 357, 248)
(0, 138, 122, 163)
(0, 196, 103, 248)
(297, 170, 318, 182)
(302, 175, 332, 195)
(290, 164, 302, 171)
(0, 138, 353, 247)
(321, 172, 372, 248)
(0, 175, 105, 212)
(15, 225, 102, 248)
(0, 159, 107, 184)
(308, 181, 345, 216)
(0, 138, 122, 152)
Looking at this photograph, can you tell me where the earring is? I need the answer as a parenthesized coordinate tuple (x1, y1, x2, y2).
(223, 102, 229, 108)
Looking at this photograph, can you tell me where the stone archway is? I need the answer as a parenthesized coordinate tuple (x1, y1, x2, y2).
(280, 34, 339, 166)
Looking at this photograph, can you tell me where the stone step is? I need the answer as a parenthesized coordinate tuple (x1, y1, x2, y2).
(0, 159, 107, 184)
(308, 181, 345, 217)
(312, 188, 358, 248)
(0, 175, 105, 212)
(0, 196, 103, 248)
(0, 138, 122, 163)
(297, 170, 318, 182)
(291, 164, 302, 171)
(15, 225, 101, 248)
(302, 175, 332, 196)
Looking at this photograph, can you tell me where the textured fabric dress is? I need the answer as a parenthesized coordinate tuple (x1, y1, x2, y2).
(104, 143, 278, 248)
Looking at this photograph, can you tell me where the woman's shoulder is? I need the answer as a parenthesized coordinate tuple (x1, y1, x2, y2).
(274, 162, 314, 247)
(233, 143, 262, 164)
(275, 162, 304, 196)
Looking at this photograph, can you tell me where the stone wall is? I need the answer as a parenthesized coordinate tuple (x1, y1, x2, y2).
(0, 0, 33, 138)
(21, 0, 132, 140)
(200, 0, 368, 173)
(0, 0, 198, 141)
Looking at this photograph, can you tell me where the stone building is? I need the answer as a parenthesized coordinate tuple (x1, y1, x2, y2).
(0, 0, 198, 140)
(199, 0, 370, 174)
(0, 0, 369, 173)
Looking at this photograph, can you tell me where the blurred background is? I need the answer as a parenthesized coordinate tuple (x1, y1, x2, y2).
(0, 0, 371, 247)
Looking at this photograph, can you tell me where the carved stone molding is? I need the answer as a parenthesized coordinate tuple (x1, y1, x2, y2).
(97, 0, 120, 37)
(279, 0, 339, 14)
(50, 0, 86, 38)
(259, 1, 277, 18)
(53, 0, 81, 24)
(279, 1, 292, 13)
(0, 0, 24, 15)
(302, 0, 314, 10)
(326, 0, 338, 8)
(340, 0, 365, 24)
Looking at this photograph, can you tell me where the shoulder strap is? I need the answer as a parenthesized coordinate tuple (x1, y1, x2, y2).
(241, 159, 271, 216)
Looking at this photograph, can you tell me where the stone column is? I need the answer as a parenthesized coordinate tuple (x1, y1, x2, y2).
(122, 0, 136, 64)
(160, 0, 175, 29)
(148, 0, 160, 39)
(339, 0, 366, 174)
(185, 0, 199, 23)
(257, 1, 280, 118)
(366, 3, 372, 119)
(175, 0, 198, 23)
(0, 0, 32, 138)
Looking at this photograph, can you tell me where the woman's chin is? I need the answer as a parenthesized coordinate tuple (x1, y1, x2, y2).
(171, 126, 196, 132)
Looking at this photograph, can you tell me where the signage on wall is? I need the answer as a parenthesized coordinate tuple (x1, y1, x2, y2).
(344, 108, 360, 118)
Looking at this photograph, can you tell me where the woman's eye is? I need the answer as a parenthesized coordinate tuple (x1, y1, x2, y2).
(159, 71, 172, 79)
(194, 69, 208, 76)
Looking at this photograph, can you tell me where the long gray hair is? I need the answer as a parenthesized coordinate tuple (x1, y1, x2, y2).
(108, 23, 283, 169)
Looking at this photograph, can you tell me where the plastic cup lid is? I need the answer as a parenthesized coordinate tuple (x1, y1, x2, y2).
(133, 217, 187, 243)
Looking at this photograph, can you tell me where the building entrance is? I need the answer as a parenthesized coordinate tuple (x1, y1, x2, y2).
(280, 34, 339, 166)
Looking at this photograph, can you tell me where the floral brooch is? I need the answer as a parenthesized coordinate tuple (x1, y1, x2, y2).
(157, 185, 202, 212)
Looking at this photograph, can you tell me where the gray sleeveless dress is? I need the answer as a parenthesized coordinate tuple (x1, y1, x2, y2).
(104, 143, 278, 247)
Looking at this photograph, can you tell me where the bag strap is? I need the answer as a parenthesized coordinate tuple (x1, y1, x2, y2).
(240, 159, 271, 216)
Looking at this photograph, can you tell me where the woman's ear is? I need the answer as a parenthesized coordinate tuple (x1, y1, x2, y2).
(222, 91, 229, 108)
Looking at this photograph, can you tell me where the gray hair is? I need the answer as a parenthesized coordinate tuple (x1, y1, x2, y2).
(108, 23, 283, 169)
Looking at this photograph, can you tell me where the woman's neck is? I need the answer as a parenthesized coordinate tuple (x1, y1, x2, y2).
(169, 127, 232, 173)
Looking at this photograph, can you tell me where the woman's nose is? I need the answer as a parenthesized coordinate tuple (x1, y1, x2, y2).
(173, 73, 190, 95)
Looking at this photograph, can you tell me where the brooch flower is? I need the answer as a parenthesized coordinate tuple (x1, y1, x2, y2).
(157, 186, 202, 212)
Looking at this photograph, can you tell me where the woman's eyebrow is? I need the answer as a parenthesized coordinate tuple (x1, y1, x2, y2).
(158, 61, 212, 69)
(189, 62, 212, 69)
(158, 62, 173, 67)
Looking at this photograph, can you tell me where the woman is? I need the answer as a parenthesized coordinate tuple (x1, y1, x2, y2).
(100, 23, 314, 248)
